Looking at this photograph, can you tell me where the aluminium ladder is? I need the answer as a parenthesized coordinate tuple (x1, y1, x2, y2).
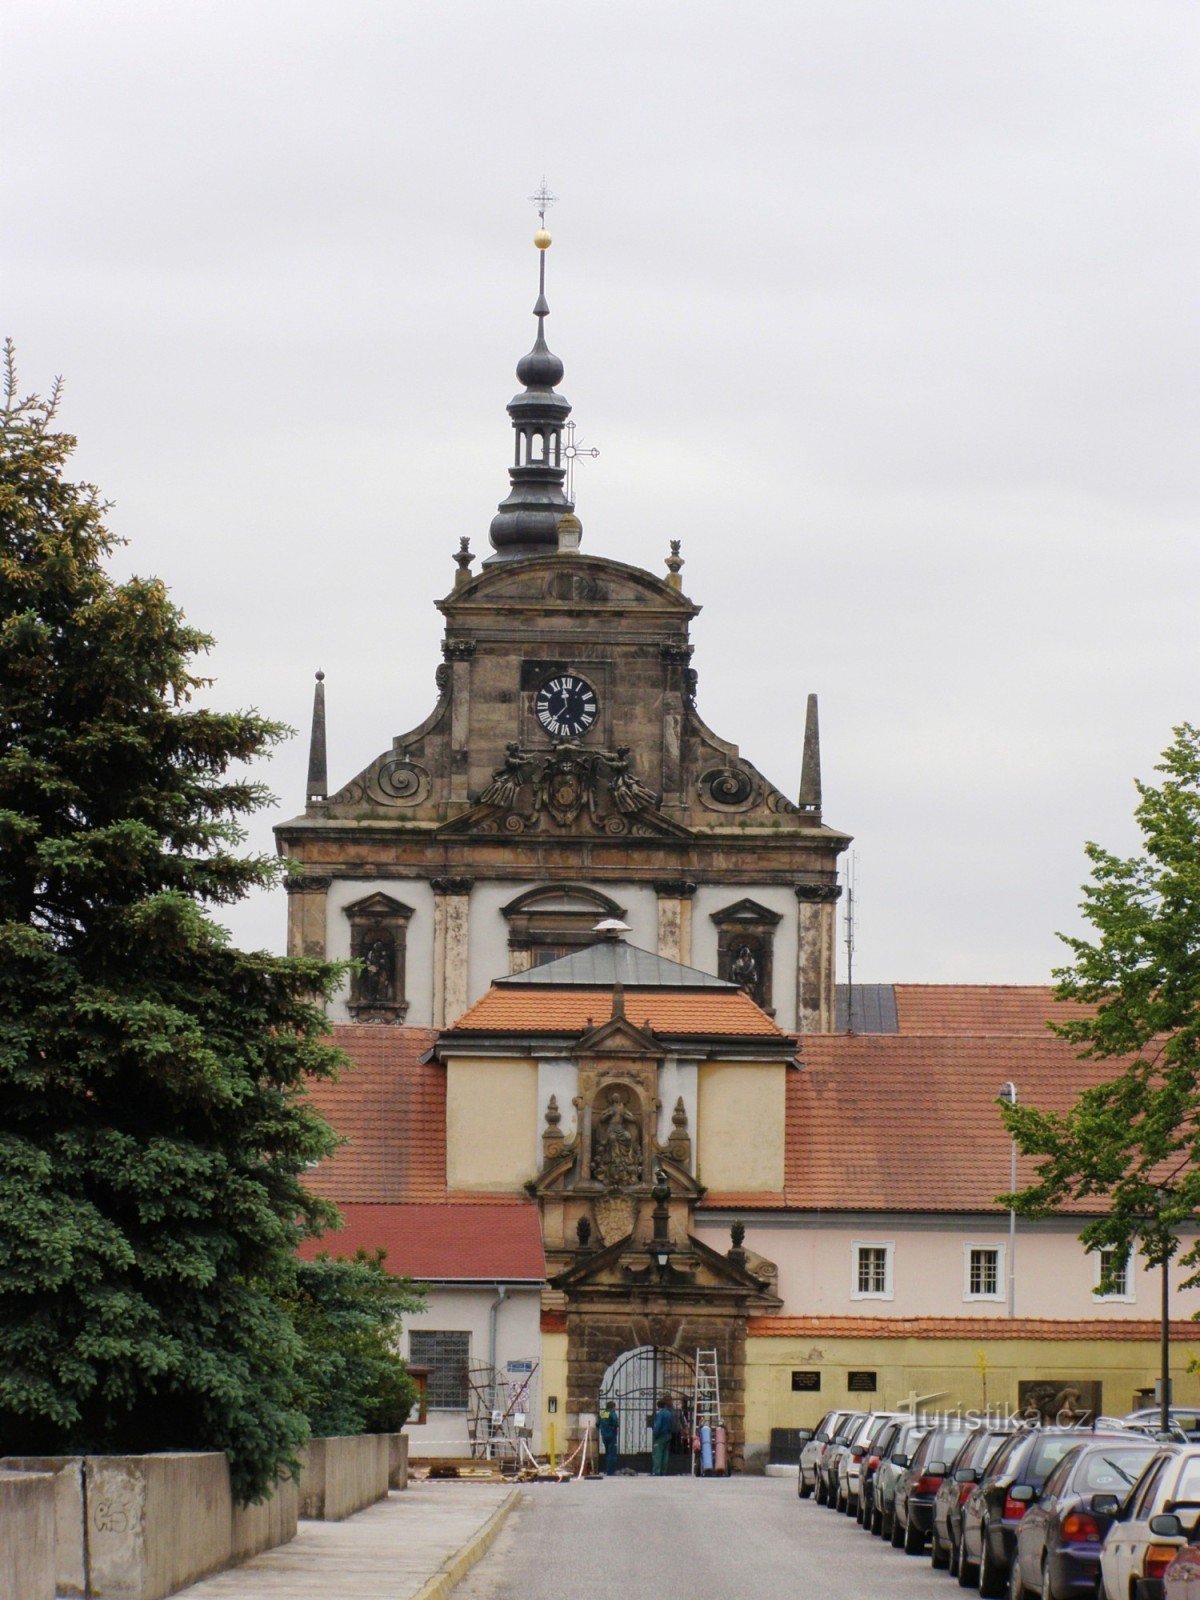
(692, 1349, 723, 1474)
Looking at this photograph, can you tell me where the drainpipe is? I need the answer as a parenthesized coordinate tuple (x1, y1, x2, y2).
(488, 1284, 509, 1409)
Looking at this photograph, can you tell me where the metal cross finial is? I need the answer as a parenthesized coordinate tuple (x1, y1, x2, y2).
(529, 178, 558, 225)
(562, 420, 599, 502)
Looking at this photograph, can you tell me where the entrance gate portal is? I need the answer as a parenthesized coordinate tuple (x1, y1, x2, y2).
(599, 1346, 697, 1473)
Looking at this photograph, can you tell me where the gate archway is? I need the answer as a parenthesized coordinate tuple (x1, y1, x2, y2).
(598, 1345, 697, 1472)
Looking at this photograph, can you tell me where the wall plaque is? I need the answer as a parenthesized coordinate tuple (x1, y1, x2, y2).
(847, 1370, 878, 1393)
(791, 1370, 821, 1392)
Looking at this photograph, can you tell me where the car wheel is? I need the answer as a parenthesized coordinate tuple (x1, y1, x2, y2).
(904, 1515, 924, 1555)
(798, 1471, 813, 1500)
(1040, 1561, 1054, 1600)
(957, 1530, 978, 1589)
(871, 1505, 883, 1537)
(848, 1495, 858, 1519)
(978, 1525, 1006, 1599)
(1008, 1557, 1027, 1600)
(931, 1527, 950, 1570)
(815, 1475, 826, 1506)
(891, 1511, 906, 1548)
(947, 1528, 961, 1577)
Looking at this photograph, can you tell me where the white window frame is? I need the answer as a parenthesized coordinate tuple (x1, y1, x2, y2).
(963, 1242, 1006, 1302)
(1094, 1245, 1136, 1304)
(851, 1240, 895, 1302)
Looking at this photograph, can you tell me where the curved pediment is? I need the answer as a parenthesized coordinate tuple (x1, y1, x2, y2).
(442, 553, 699, 617)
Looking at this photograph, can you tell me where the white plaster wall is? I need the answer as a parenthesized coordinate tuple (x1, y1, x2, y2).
(693, 1215, 1200, 1322)
(465, 880, 661, 1004)
(401, 1285, 543, 1455)
(325, 877, 437, 1026)
(537, 1058, 579, 1142)
(690, 883, 800, 1032)
(656, 1058, 698, 1171)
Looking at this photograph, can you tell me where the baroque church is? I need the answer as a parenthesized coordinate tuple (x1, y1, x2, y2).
(286, 225, 1199, 1469)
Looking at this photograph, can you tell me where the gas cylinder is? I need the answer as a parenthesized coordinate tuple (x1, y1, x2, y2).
(714, 1425, 728, 1475)
(700, 1423, 714, 1474)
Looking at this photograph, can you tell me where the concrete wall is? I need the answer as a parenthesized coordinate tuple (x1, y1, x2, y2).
(693, 1213, 1200, 1320)
(696, 1062, 786, 1192)
(297, 1435, 389, 1521)
(0, 1453, 297, 1600)
(539, 1329, 570, 1461)
(446, 1058, 538, 1189)
(0, 1471, 56, 1600)
(401, 1284, 543, 1455)
(386, 1433, 409, 1490)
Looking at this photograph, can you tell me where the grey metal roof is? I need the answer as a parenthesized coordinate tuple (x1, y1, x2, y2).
(835, 983, 899, 1033)
(497, 940, 735, 989)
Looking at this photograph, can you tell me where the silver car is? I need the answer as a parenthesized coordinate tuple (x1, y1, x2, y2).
(817, 1410, 869, 1506)
(798, 1409, 854, 1500)
(871, 1419, 930, 1539)
(836, 1411, 905, 1515)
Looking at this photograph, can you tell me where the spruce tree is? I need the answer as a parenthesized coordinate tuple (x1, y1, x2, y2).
(0, 346, 344, 1501)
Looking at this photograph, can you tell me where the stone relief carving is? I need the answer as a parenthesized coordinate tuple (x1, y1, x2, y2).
(477, 740, 662, 833)
(367, 757, 431, 807)
(697, 764, 759, 812)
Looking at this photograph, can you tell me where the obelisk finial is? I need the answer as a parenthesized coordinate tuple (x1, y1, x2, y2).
(306, 670, 327, 805)
(799, 693, 822, 814)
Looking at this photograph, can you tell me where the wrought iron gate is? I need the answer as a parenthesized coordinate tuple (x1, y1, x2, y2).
(598, 1346, 697, 1472)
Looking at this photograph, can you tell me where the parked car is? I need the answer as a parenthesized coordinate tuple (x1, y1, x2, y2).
(1126, 1410, 1200, 1443)
(891, 1420, 975, 1555)
(860, 1418, 905, 1529)
(960, 1427, 1127, 1597)
(817, 1411, 867, 1506)
(873, 1420, 931, 1540)
(837, 1411, 904, 1515)
(1010, 1434, 1158, 1599)
(931, 1424, 1015, 1574)
(798, 1410, 854, 1500)
(1099, 1444, 1200, 1600)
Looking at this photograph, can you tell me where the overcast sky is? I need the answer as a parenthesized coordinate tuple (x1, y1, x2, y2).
(6, 1, 1197, 984)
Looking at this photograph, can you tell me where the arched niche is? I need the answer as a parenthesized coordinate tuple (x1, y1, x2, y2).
(501, 882, 627, 971)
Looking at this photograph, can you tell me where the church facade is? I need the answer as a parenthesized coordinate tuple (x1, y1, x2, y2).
(286, 228, 1199, 1469)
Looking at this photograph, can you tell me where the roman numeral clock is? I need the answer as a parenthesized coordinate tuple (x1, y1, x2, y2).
(534, 674, 598, 741)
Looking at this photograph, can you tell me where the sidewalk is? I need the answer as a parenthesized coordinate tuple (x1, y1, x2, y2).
(172, 1481, 519, 1600)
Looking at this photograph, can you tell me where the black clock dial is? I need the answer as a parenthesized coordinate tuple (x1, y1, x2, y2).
(535, 674, 599, 740)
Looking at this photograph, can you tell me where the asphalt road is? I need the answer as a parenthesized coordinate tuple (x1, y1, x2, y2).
(454, 1475, 955, 1600)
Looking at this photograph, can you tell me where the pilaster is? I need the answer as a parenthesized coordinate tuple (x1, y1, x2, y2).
(285, 873, 332, 960)
(795, 880, 840, 1033)
(431, 877, 473, 1026)
(654, 880, 696, 965)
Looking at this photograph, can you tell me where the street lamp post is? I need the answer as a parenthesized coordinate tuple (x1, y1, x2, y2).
(999, 1082, 1018, 1319)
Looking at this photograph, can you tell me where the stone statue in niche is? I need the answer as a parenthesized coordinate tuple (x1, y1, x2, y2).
(591, 1089, 643, 1188)
(730, 943, 760, 994)
(357, 933, 395, 1004)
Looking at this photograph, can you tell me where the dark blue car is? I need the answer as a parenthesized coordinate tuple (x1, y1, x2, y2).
(1010, 1436, 1159, 1599)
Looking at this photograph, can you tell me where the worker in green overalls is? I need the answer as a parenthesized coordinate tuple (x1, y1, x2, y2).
(650, 1396, 674, 1476)
(599, 1401, 620, 1475)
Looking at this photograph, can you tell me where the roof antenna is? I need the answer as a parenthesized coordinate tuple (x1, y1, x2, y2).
(843, 852, 857, 1032)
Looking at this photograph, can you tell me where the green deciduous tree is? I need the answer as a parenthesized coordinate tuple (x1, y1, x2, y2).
(290, 1250, 425, 1436)
(0, 345, 345, 1501)
(1002, 725, 1200, 1285)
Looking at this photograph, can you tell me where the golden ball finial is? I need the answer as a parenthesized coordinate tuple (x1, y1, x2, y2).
(534, 228, 552, 250)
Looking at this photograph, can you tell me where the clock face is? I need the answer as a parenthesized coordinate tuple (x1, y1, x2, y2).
(535, 674, 599, 740)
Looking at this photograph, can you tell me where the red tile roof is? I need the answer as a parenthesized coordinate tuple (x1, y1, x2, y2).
(449, 987, 785, 1037)
(302, 1026, 444, 1203)
(894, 985, 1092, 1035)
(298, 1202, 546, 1281)
(747, 1316, 1200, 1342)
(779, 1031, 1121, 1214)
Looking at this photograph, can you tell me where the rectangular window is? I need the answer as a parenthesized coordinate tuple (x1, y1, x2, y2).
(1096, 1247, 1134, 1302)
(963, 1244, 1004, 1301)
(851, 1241, 893, 1300)
(409, 1330, 470, 1411)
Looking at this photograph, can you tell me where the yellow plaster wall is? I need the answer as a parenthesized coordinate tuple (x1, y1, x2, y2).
(540, 1330, 569, 1464)
(446, 1058, 538, 1190)
(743, 1333, 1200, 1448)
(697, 1062, 785, 1192)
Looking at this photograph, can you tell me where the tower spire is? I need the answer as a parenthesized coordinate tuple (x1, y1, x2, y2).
(799, 693, 822, 813)
(487, 184, 577, 563)
(306, 670, 327, 805)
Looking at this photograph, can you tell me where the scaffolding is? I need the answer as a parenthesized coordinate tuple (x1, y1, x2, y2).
(465, 1359, 540, 1465)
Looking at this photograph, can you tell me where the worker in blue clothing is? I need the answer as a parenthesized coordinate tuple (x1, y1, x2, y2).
(599, 1401, 620, 1475)
(650, 1395, 675, 1475)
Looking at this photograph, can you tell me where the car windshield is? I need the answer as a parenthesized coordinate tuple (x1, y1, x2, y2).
(898, 1425, 928, 1455)
(1028, 1435, 1089, 1482)
(1073, 1446, 1157, 1493)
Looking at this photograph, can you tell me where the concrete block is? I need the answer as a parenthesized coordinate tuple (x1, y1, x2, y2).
(0, 1470, 56, 1600)
(297, 1435, 390, 1521)
(386, 1433, 409, 1490)
(86, 1453, 230, 1600)
(0, 1457, 86, 1596)
(229, 1472, 299, 1565)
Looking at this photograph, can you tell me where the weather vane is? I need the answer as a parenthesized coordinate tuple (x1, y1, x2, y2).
(528, 178, 558, 226)
(563, 420, 599, 503)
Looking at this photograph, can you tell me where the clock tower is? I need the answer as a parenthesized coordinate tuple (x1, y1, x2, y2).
(275, 225, 851, 1032)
